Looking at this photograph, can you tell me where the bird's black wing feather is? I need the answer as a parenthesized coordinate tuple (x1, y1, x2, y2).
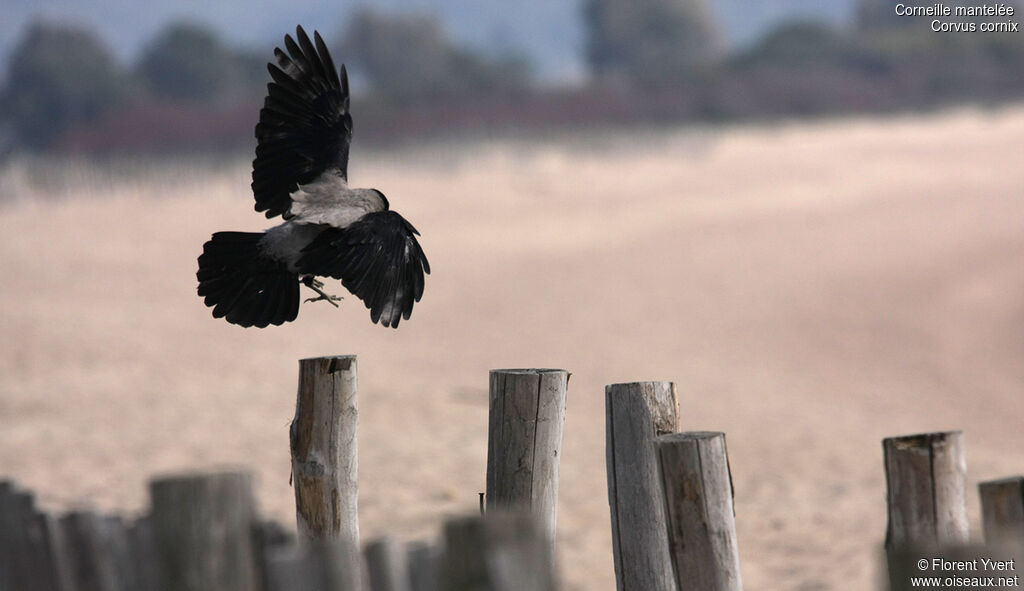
(298, 211, 430, 328)
(251, 26, 352, 219)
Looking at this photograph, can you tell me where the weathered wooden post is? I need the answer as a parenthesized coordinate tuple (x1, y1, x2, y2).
(655, 431, 742, 591)
(605, 381, 679, 591)
(883, 431, 968, 590)
(441, 512, 558, 591)
(290, 355, 361, 588)
(486, 369, 568, 545)
(979, 477, 1024, 548)
(149, 471, 258, 591)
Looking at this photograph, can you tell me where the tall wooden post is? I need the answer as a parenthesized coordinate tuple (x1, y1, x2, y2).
(655, 431, 742, 591)
(605, 381, 679, 591)
(486, 368, 569, 544)
(290, 355, 361, 588)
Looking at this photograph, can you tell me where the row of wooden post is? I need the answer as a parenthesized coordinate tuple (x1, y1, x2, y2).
(3, 356, 1024, 591)
(292, 360, 745, 591)
(883, 431, 1024, 590)
(287, 359, 1024, 591)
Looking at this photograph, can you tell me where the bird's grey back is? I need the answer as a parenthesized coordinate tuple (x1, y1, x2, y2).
(287, 171, 386, 228)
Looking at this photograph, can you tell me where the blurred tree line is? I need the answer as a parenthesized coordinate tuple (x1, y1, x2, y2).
(2, 0, 1023, 153)
(0, 11, 530, 152)
(582, 0, 1024, 118)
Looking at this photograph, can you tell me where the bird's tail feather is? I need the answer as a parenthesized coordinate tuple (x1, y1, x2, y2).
(197, 231, 300, 328)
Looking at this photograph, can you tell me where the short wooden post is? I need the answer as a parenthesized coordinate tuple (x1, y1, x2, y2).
(263, 542, 358, 591)
(126, 515, 159, 591)
(59, 512, 133, 591)
(655, 432, 742, 591)
(0, 484, 63, 591)
(883, 431, 968, 548)
(441, 512, 558, 591)
(605, 381, 679, 591)
(149, 471, 258, 591)
(979, 477, 1024, 547)
(486, 368, 568, 544)
(883, 431, 968, 590)
(252, 520, 294, 591)
(365, 537, 410, 591)
(406, 541, 439, 591)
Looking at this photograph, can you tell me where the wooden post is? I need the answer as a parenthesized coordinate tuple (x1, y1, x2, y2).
(655, 432, 742, 591)
(291, 356, 359, 540)
(126, 516, 159, 591)
(149, 471, 258, 591)
(406, 542, 439, 591)
(263, 542, 359, 591)
(486, 368, 568, 544)
(59, 512, 133, 591)
(365, 537, 410, 591)
(441, 512, 558, 591)
(605, 381, 679, 591)
(979, 477, 1024, 548)
(883, 431, 968, 590)
(291, 355, 361, 590)
(252, 520, 294, 591)
(0, 483, 63, 591)
(883, 431, 968, 548)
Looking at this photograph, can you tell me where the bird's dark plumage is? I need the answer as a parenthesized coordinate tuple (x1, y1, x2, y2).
(252, 27, 353, 219)
(197, 232, 300, 328)
(197, 26, 429, 329)
(299, 211, 430, 328)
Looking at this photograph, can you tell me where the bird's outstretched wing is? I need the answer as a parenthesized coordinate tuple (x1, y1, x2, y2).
(299, 211, 430, 328)
(252, 25, 352, 219)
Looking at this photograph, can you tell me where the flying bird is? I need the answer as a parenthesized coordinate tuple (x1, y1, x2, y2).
(197, 26, 429, 328)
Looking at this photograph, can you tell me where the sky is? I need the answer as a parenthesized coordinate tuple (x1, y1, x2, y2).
(0, 0, 854, 85)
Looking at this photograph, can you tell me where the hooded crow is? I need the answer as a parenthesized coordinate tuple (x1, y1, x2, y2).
(197, 26, 429, 328)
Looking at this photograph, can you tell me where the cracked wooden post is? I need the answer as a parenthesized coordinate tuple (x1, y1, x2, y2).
(883, 431, 968, 590)
(655, 431, 742, 591)
(291, 355, 361, 588)
(605, 381, 679, 591)
(486, 368, 569, 545)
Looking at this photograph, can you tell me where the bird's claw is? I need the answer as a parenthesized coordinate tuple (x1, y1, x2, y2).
(302, 277, 342, 308)
(304, 294, 343, 306)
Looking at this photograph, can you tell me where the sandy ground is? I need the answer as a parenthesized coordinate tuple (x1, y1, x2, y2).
(1, 106, 1023, 590)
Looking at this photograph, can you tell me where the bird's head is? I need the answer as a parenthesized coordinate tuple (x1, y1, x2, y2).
(371, 189, 390, 211)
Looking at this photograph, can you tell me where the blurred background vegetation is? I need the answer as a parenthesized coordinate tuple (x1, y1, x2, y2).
(1, 0, 1022, 154)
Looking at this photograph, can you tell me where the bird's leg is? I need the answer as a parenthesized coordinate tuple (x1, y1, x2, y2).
(301, 276, 342, 307)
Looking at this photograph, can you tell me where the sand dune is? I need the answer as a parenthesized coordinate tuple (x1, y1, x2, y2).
(1, 106, 1022, 590)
